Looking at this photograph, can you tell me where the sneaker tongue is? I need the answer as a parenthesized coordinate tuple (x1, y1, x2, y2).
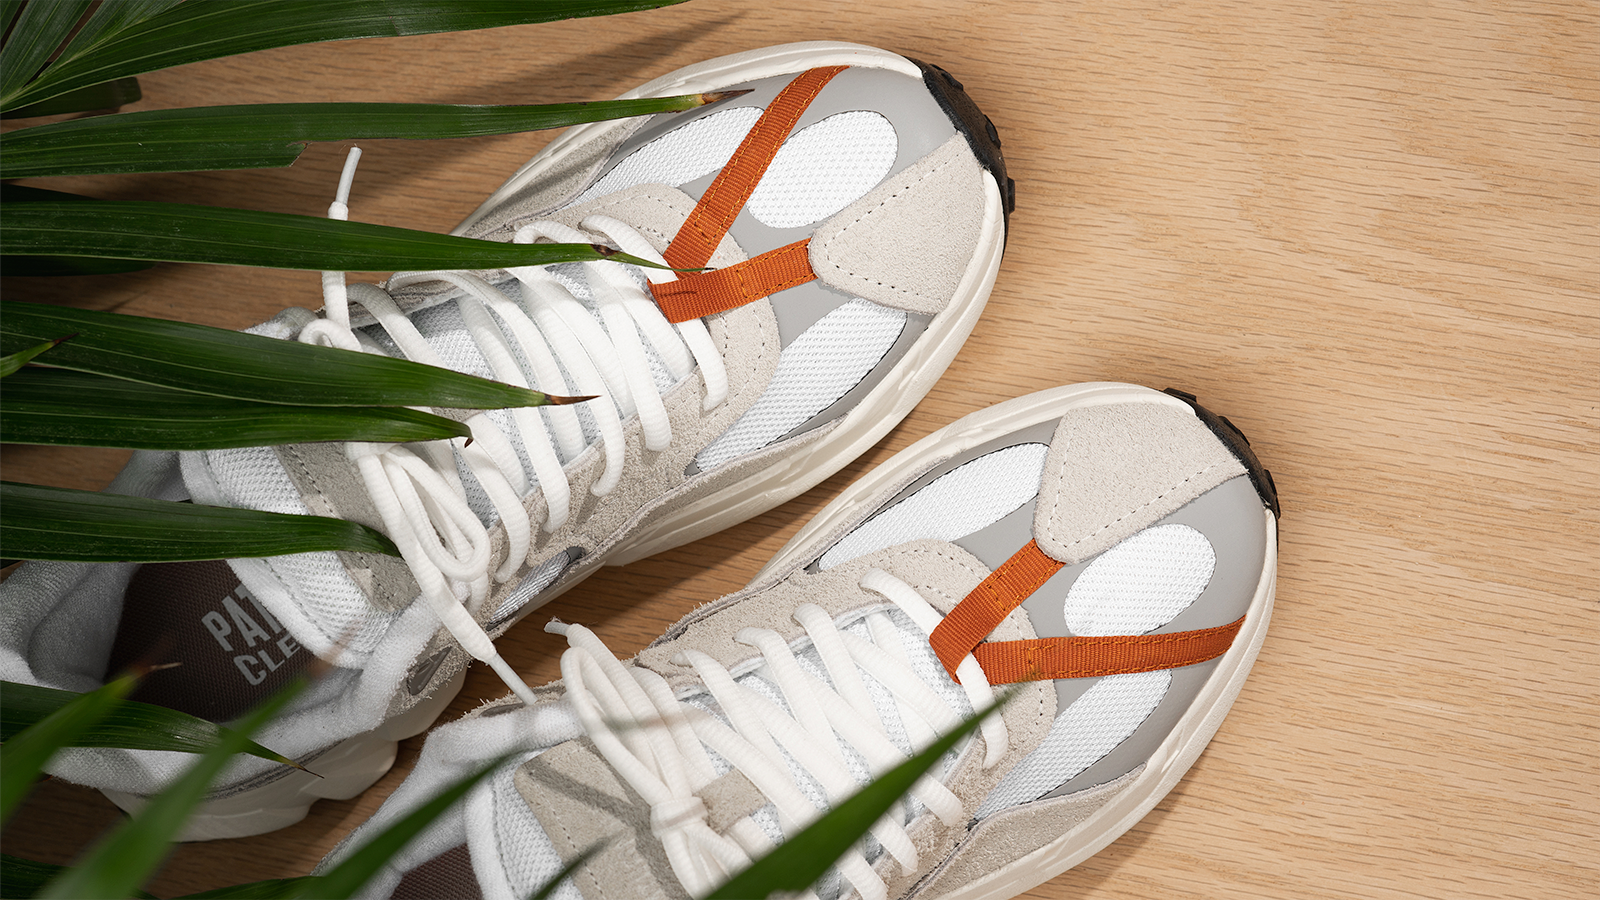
(180, 442, 400, 661)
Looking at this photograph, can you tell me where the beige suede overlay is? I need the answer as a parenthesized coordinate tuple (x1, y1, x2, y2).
(275, 441, 419, 612)
(908, 766, 1144, 900)
(1034, 403, 1245, 566)
(699, 769, 767, 834)
(516, 738, 687, 900)
(510, 538, 1058, 900)
(810, 135, 985, 315)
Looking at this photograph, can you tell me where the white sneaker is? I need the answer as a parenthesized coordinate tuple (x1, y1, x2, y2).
(319, 383, 1279, 900)
(0, 41, 1011, 840)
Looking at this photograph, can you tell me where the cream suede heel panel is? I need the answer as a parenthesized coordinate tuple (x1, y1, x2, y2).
(810, 135, 985, 315)
(1035, 403, 1245, 566)
(909, 766, 1144, 900)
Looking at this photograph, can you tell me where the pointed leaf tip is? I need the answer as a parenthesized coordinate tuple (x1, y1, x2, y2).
(547, 394, 599, 406)
(700, 89, 753, 104)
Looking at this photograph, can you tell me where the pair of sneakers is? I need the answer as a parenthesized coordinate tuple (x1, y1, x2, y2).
(0, 42, 1280, 900)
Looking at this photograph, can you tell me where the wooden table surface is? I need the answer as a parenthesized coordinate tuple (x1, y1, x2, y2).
(2, 2, 1595, 898)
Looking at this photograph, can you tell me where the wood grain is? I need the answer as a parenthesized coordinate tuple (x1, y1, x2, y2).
(2, 1, 1595, 898)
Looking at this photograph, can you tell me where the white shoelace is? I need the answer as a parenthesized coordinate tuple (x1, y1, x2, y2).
(302, 150, 729, 703)
(550, 567, 1010, 900)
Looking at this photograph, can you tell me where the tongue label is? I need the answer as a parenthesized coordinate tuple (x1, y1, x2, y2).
(107, 560, 314, 722)
(197, 583, 304, 687)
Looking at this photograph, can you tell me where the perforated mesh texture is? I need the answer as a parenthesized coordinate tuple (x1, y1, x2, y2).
(819, 443, 1049, 570)
(493, 759, 580, 900)
(197, 447, 396, 655)
(976, 670, 1171, 816)
(568, 107, 763, 207)
(696, 298, 905, 470)
(1064, 524, 1215, 636)
(747, 111, 897, 228)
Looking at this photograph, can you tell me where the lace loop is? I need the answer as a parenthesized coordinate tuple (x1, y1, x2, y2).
(553, 571, 1000, 899)
(300, 151, 727, 706)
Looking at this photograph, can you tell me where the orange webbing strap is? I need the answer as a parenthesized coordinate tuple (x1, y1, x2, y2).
(929, 539, 1246, 685)
(650, 239, 814, 323)
(662, 65, 848, 271)
(972, 616, 1246, 684)
(930, 540, 1065, 680)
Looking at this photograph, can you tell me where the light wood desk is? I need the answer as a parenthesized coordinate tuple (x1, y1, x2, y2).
(3, 2, 1594, 897)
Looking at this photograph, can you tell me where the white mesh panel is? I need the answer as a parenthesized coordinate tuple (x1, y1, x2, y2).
(1064, 524, 1215, 636)
(696, 299, 904, 470)
(269, 554, 397, 653)
(492, 761, 579, 900)
(975, 670, 1171, 816)
(747, 111, 897, 228)
(818, 443, 1049, 570)
(567, 107, 763, 207)
(204, 447, 306, 515)
(201, 448, 391, 652)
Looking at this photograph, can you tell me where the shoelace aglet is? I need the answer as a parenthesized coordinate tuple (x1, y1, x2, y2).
(545, 619, 571, 637)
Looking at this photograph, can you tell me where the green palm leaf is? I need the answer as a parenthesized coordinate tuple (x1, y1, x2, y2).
(2, 0, 687, 112)
(0, 76, 140, 118)
(708, 692, 1014, 899)
(0, 674, 135, 823)
(2, 368, 475, 448)
(0, 93, 734, 176)
(0, 481, 400, 562)
(0, 681, 299, 775)
(0, 301, 576, 409)
(35, 678, 308, 900)
(0, 0, 94, 102)
(0, 195, 658, 272)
